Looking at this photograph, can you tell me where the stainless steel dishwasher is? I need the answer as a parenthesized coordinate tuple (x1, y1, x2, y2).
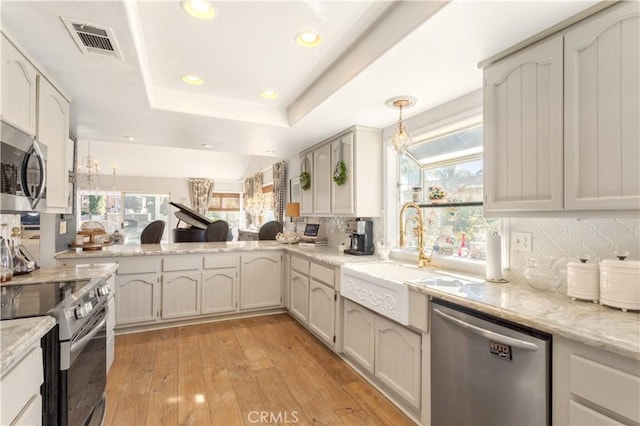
(430, 298, 551, 426)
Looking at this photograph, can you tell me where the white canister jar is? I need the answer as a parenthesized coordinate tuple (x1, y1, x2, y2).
(599, 259, 640, 312)
(566, 261, 599, 303)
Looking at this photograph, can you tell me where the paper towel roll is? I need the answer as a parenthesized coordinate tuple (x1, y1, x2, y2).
(486, 233, 503, 281)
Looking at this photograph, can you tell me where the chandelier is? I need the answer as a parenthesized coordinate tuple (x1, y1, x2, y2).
(82, 140, 116, 189)
(386, 96, 416, 155)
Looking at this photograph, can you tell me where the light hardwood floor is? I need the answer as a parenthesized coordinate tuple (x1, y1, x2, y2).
(104, 313, 415, 426)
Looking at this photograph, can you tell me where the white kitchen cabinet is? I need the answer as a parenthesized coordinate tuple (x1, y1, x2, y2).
(300, 126, 382, 217)
(0, 343, 43, 426)
(240, 252, 282, 310)
(564, 1, 640, 210)
(343, 298, 422, 410)
(308, 280, 336, 346)
(553, 335, 640, 425)
(37, 75, 71, 213)
(375, 315, 422, 410)
(115, 272, 160, 326)
(162, 270, 200, 319)
(484, 36, 564, 213)
(330, 132, 354, 214)
(343, 299, 375, 374)
(290, 269, 310, 323)
(483, 2, 640, 215)
(300, 153, 314, 215)
(312, 143, 332, 215)
(201, 268, 237, 315)
(1, 33, 37, 136)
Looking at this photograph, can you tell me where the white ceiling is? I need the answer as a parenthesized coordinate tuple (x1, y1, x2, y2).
(1, 0, 599, 179)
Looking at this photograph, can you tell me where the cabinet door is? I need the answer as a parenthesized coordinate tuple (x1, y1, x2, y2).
(162, 271, 200, 319)
(37, 76, 70, 212)
(240, 252, 282, 310)
(308, 280, 336, 346)
(313, 144, 332, 214)
(115, 273, 159, 326)
(375, 315, 421, 409)
(201, 268, 237, 315)
(331, 132, 355, 215)
(484, 36, 564, 212)
(343, 299, 375, 373)
(300, 154, 314, 215)
(290, 269, 309, 323)
(1, 35, 37, 135)
(564, 2, 640, 210)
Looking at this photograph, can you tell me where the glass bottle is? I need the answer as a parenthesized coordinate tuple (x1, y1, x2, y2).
(524, 257, 562, 291)
(0, 224, 14, 282)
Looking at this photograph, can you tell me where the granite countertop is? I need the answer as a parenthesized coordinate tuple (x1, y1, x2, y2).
(4, 262, 118, 286)
(55, 241, 376, 267)
(404, 273, 640, 361)
(0, 316, 56, 375)
(54, 242, 639, 360)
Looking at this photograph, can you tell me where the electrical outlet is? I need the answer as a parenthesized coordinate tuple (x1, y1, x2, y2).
(512, 232, 532, 252)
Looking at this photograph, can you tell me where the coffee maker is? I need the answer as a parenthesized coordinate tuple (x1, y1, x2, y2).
(345, 219, 374, 255)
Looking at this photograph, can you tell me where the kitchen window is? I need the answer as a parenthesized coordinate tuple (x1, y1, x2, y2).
(77, 191, 170, 244)
(206, 192, 241, 230)
(398, 123, 500, 262)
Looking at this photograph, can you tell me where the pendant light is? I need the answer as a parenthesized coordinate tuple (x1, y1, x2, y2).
(386, 96, 416, 155)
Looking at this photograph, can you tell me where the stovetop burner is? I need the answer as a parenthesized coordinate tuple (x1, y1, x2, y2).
(1, 277, 111, 340)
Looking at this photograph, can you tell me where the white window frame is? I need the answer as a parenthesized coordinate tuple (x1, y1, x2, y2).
(384, 106, 508, 276)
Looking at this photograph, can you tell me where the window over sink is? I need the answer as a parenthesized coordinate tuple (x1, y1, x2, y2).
(398, 122, 500, 262)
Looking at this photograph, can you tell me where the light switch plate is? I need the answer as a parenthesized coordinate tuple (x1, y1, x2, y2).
(512, 232, 532, 252)
(59, 221, 67, 235)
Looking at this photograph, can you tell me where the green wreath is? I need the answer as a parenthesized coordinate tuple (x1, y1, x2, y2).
(333, 161, 347, 185)
(300, 171, 311, 190)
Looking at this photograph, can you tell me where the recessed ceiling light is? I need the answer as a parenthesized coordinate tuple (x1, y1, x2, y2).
(123, 136, 135, 141)
(181, 0, 216, 20)
(295, 31, 322, 48)
(259, 90, 279, 99)
(201, 144, 212, 148)
(182, 74, 204, 85)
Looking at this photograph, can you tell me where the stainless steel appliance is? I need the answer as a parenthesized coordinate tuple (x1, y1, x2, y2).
(430, 298, 551, 425)
(345, 219, 374, 255)
(0, 276, 111, 425)
(0, 121, 47, 212)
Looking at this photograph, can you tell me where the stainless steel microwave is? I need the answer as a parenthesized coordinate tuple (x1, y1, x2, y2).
(1, 120, 47, 212)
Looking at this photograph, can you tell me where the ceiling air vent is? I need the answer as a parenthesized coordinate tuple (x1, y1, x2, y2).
(61, 17, 123, 60)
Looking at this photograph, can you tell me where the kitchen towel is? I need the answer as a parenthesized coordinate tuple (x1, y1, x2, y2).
(486, 232, 504, 281)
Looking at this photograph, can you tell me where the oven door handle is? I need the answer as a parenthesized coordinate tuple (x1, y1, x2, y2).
(70, 306, 108, 353)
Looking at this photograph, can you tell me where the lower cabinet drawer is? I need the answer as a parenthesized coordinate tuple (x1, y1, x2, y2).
(12, 394, 42, 426)
(310, 262, 334, 287)
(570, 354, 640, 422)
(569, 400, 620, 426)
(0, 346, 43, 425)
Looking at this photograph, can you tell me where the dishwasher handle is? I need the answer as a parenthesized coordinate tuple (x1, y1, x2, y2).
(433, 307, 540, 352)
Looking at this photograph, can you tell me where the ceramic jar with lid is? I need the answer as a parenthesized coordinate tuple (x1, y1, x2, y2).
(567, 261, 599, 303)
(599, 259, 640, 312)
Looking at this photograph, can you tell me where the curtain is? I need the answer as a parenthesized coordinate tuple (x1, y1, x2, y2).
(187, 178, 214, 215)
(272, 161, 286, 222)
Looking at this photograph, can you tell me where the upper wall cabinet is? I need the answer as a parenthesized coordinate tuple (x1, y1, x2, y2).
(38, 76, 71, 213)
(1, 34, 38, 136)
(484, 36, 564, 212)
(300, 126, 382, 217)
(483, 2, 640, 215)
(564, 2, 640, 210)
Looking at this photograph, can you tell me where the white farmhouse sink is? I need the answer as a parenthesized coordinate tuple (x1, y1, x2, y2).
(341, 262, 441, 325)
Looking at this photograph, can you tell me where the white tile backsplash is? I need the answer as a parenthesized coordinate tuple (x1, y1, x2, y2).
(312, 216, 383, 248)
(508, 217, 639, 279)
